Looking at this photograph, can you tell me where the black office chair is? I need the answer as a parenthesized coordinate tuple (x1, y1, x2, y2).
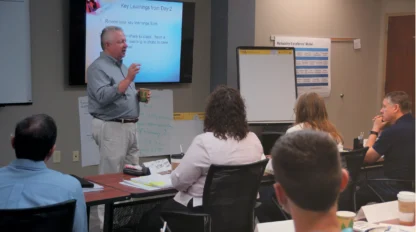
(261, 132, 284, 155)
(365, 178, 415, 202)
(203, 159, 268, 232)
(271, 194, 291, 220)
(162, 159, 268, 232)
(338, 147, 369, 212)
(161, 211, 211, 232)
(0, 199, 76, 232)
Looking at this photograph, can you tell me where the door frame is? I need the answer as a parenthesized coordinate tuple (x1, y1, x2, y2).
(380, 12, 415, 99)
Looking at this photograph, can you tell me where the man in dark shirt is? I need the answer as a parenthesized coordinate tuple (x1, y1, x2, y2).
(363, 91, 415, 201)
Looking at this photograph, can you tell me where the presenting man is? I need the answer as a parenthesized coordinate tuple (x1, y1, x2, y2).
(87, 26, 150, 174)
(362, 91, 415, 201)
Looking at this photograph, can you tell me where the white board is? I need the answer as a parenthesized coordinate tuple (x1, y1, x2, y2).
(137, 91, 204, 156)
(0, 0, 32, 105)
(169, 118, 204, 154)
(237, 47, 297, 123)
(78, 96, 100, 167)
(137, 89, 174, 156)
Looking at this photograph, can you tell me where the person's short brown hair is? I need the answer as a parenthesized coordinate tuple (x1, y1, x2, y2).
(203, 85, 249, 141)
(385, 91, 412, 113)
(271, 130, 342, 211)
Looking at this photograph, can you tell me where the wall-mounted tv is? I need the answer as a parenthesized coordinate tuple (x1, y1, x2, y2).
(69, 0, 195, 85)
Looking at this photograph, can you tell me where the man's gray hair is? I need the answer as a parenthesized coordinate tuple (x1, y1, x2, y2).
(100, 26, 123, 50)
(385, 91, 412, 113)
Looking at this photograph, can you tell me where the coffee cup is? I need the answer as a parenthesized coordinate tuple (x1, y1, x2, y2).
(353, 138, 363, 149)
(139, 88, 150, 103)
(170, 153, 184, 170)
(397, 191, 415, 226)
(336, 211, 356, 230)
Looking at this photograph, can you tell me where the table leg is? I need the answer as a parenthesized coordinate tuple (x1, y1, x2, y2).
(103, 203, 114, 232)
(87, 206, 90, 230)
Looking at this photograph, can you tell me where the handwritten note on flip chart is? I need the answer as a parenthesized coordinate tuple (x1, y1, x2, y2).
(169, 119, 203, 154)
(78, 96, 100, 167)
(137, 89, 174, 157)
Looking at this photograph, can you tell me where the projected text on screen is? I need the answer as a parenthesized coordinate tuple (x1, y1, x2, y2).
(85, 0, 183, 83)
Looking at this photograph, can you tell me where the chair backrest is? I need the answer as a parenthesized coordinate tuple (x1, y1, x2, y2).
(161, 211, 211, 232)
(203, 159, 268, 232)
(0, 199, 76, 232)
(338, 147, 369, 211)
(261, 132, 284, 155)
(341, 147, 369, 182)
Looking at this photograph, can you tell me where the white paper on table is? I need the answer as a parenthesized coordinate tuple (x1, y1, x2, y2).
(353, 221, 388, 232)
(120, 180, 160, 191)
(130, 174, 172, 188)
(255, 220, 295, 232)
(355, 207, 366, 221)
(143, 159, 172, 174)
(378, 223, 415, 232)
(362, 201, 398, 223)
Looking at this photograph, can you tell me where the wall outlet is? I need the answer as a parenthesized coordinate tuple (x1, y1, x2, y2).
(53, 151, 61, 163)
(73, 151, 80, 162)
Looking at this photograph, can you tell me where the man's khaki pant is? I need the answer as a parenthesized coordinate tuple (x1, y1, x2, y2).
(91, 118, 140, 230)
(92, 118, 140, 173)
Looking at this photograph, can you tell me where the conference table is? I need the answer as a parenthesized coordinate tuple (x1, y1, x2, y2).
(85, 173, 177, 199)
(83, 185, 131, 232)
(84, 173, 178, 232)
(83, 172, 275, 232)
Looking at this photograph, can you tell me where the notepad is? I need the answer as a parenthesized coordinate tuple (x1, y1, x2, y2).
(130, 174, 172, 188)
(121, 180, 160, 191)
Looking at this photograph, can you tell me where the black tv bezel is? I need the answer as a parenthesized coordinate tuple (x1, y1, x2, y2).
(69, 0, 195, 86)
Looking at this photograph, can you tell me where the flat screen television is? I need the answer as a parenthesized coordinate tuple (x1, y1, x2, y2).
(69, 0, 195, 85)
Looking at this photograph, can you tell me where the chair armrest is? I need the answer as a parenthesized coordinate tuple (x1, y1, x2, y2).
(366, 178, 415, 183)
(356, 178, 415, 186)
(161, 210, 211, 218)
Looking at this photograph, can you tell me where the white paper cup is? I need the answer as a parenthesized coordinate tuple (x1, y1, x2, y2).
(336, 211, 356, 230)
(397, 191, 416, 226)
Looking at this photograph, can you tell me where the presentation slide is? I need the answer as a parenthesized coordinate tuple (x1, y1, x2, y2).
(85, 0, 183, 83)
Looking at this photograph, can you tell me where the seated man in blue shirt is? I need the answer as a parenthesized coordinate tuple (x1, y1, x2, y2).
(0, 114, 88, 232)
(363, 91, 415, 201)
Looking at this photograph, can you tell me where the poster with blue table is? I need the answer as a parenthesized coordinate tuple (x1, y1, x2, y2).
(273, 36, 331, 97)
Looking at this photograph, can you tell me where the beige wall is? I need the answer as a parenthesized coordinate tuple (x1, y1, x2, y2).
(376, 0, 415, 102)
(255, 0, 412, 148)
(1, 0, 413, 176)
(0, 0, 211, 176)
